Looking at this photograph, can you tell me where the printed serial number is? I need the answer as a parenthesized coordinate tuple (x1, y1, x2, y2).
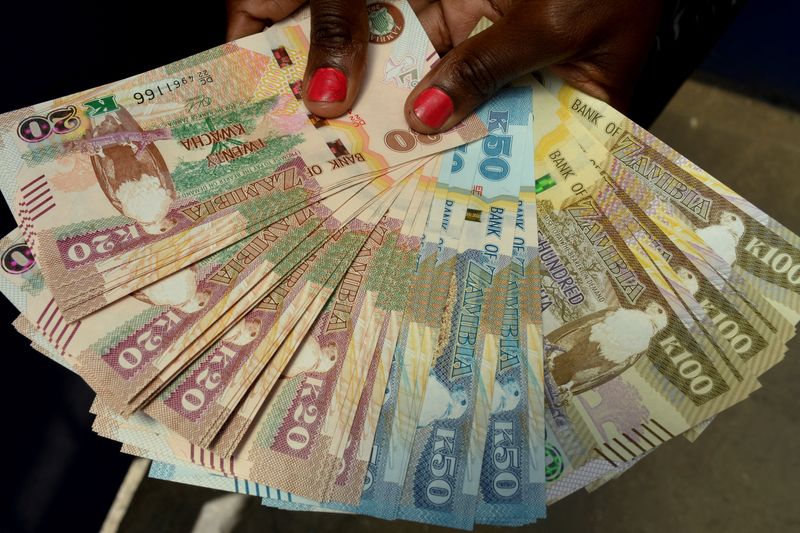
(133, 70, 214, 104)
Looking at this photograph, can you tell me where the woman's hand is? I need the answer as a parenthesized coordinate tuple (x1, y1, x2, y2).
(227, 0, 663, 132)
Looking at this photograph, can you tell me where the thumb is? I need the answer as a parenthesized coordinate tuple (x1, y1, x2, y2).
(226, 0, 305, 40)
(404, 15, 572, 133)
(302, 0, 370, 118)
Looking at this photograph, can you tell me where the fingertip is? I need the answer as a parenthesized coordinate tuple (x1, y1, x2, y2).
(303, 66, 354, 118)
(405, 115, 442, 135)
(405, 86, 457, 134)
(306, 67, 347, 101)
(226, 11, 268, 41)
(302, 0, 370, 120)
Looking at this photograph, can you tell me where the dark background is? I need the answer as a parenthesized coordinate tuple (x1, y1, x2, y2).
(0, 1, 798, 531)
(0, 5, 225, 531)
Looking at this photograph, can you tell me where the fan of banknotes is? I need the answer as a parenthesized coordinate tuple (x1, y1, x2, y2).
(0, 1, 797, 529)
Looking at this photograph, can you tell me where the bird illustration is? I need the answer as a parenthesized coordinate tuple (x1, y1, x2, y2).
(416, 376, 468, 428)
(384, 56, 417, 88)
(696, 211, 745, 265)
(133, 267, 212, 314)
(491, 380, 522, 414)
(221, 316, 262, 346)
(548, 301, 669, 396)
(676, 266, 700, 296)
(115, 173, 176, 234)
(281, 337, 338, 379)
(89, 106, 178, 235)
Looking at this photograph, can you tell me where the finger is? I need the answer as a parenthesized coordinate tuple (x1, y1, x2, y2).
(226, 0, 305, 40)
(552, 1, 664, 111)
(227, 10, 269, 40)
(429, 0, 500, 46)
(416, 0, 506, 54)
(415, 2, 452, 53)
(302, 0, 369, 118)
(408, 0, 435, 12)
(405, 14, 574, 133)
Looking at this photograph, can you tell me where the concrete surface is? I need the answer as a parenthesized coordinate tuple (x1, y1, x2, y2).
(115, 79, 800, 533)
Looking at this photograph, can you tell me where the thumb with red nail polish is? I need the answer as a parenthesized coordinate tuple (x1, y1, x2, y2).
(301, 0, 370, 119)
(403, 17, 534, 134)
(406, 0, 663, 134)
(307, 67, 348, 103)
(412, 87, 454, 130)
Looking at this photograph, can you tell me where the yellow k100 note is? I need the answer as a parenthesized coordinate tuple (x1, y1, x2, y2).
(542, 72, 800, 325)
(531, 85, 760, 487)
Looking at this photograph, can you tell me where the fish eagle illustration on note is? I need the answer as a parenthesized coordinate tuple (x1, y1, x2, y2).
(696, 211, 745, 265)
(281, 337, 338, 379)
(221, 316, 262, 346)
(88, 106, 178, 235)
(416, 376, 468, 428)
(676, 266, 700, 296)
(491, 380, 522, 414)
(133, 267, 212, 314)
(547, 301, 668, 398)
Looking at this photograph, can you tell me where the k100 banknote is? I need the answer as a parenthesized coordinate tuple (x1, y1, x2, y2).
(542, 72, 800, 326)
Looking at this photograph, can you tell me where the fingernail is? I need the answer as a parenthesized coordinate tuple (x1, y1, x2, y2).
(307, 67, 347, 102)
(412, 87, 454, 129)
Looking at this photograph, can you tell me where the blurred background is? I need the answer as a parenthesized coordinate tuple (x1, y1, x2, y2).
(0, 0, 798, 531)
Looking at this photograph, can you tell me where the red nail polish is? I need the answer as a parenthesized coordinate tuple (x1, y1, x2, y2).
(412, 87, 454, 129)
(307, 67, 347, 102)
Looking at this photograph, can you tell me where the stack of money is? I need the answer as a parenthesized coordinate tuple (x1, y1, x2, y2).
(1, 2, 797, 529)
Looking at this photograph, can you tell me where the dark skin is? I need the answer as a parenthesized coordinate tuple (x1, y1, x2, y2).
(227, 0, 663, 133)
